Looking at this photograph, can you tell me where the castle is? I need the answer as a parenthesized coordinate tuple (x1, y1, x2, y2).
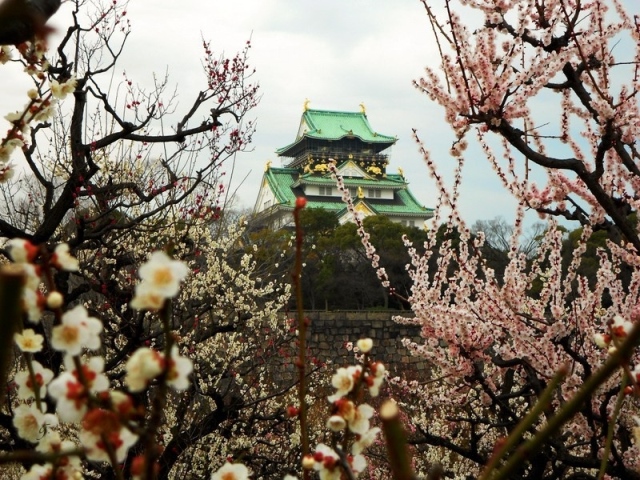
(252, 102, 433, 228)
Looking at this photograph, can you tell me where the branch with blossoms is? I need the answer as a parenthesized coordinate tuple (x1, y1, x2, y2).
(0, 2, 303, 478)
(0, 0, 258, 249)
(0, 227, 297, 480)
(384, 195, 640, 477)
(328, 162, 391, 292)
(479, 317, 640, 480)
(1, 233, 290, 480)
(370, 1, 640, 477)
(0, 240, 194, 479)
(297, 339, 397, 480)
(415, 0, 640, 248)
(0, 38, 75, 187)
(285, 200, 418, 479)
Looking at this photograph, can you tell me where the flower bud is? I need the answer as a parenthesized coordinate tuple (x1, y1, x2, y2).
(46, 291, 64, 309)
(326, 415, 346, 432)
(302, 455, 315, 469)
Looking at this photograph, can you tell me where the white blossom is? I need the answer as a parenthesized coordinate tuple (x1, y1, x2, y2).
(14, 329, 44, 352)
(210, 463, 251, 480)
(328, 365, 361, 403)
(125, 347, 164, 392)
(12, 404, 58, 443)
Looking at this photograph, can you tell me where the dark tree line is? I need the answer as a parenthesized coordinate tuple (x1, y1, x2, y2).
(249, 211, 637, 313)
(250, 209, 430, 311)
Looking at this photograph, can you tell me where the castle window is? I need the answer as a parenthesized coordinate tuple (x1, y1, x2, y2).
(319, 186, 332, 196)
(368, 189, 381, 198)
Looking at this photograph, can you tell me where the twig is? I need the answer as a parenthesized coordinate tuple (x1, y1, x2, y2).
(0, 265, 25, 407)
(292, 198, 310, 479)
(380, 400, 416, 480)
(597, 375, 628, 480)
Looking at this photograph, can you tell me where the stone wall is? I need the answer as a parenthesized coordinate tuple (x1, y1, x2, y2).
(303, 311, 428, 380)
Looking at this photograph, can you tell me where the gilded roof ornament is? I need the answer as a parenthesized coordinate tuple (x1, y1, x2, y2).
(264, 160, 272, 172)
(359, 102, 366, 114)
(303, 98, 310, 111)
(398, 167, 404, 178)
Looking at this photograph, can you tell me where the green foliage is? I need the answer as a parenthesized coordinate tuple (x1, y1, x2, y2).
(258, 214, 429, 310)
(299, 207, 339, 241)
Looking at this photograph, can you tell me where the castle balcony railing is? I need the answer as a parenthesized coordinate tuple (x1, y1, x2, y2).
(287, 149, 389, 168)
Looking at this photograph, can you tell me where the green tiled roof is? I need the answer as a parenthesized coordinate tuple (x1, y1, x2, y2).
(374, 189, 433, 215)
(263, 167, 433, 217)
(306, 199, 352, 210)
(276, 109, 396, 156)
(264, 167, 298, 204)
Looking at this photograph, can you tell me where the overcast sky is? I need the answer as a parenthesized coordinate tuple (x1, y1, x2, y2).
(116, 1, 464, 220)
(5, 0, 639, 227)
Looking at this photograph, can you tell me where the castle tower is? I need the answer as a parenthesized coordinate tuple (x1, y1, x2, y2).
(252, 103, 433, 229)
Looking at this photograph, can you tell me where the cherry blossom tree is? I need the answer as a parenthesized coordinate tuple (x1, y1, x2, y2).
(386, 0, 640, 478)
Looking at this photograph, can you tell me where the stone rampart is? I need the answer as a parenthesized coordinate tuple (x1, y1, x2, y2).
(297, 311, 428, 381)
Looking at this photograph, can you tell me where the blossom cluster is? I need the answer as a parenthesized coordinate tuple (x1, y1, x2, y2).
(7, 239, 79, 322)
(0, 40, 77, 183)
(130, 250, 189, 310)
(0, 3, 296, 477)
(5, 240, 194, 479)
(66, 206, 294, 477)
(391, 197, 640, 471)
(394, 2, 640, 471)
(593, 315, 640, 398)
(593, 315, 635, 353)
(212, 339, 390, 480)
(305, 338, 386, 479)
